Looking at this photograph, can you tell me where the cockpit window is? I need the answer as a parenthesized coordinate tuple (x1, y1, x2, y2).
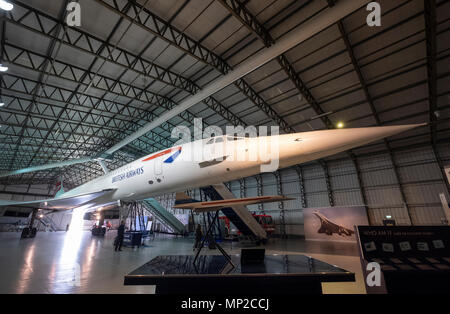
(227, 136, 244, 141)
(205, 135, 244, 144)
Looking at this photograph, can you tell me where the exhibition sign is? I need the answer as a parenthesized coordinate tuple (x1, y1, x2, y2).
(304, 206, 368, 242)
(355, 226, 450, 294)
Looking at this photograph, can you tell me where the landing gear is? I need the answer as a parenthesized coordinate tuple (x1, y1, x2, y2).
(21, 227, 37, 238)
(21, 209, 38, 239)
(91, 211, 107, 236)
(91, 226, 106, 236)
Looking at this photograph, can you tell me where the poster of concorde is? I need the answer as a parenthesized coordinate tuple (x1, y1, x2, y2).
(304, 206, 369, 243)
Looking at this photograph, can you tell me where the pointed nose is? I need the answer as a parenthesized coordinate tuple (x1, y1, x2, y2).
(335, 123, 426, 144)
(315, 123, 425, 150)
(279, 123, 425, 167)
(304, 123, 425, 151)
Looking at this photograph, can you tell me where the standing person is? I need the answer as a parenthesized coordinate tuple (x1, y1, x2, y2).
(194, 224, 203, 251)
(115, 220, 125, 252)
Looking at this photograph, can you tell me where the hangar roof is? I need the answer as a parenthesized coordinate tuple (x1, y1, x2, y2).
(0, 0, 448, 189)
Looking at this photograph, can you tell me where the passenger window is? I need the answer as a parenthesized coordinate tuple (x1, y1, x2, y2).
(215, 137, 224, 143)
(206, 138, 214, 145)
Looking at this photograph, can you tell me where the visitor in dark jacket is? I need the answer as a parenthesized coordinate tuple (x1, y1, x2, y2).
(115, 220, 125, 252)
(193, 224, 203, 250)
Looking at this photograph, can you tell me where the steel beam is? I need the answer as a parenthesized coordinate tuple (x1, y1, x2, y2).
(424, 0, 450, 194)
(0, 73, 183, 149)
(218, 0, 334, 129)
(7, 1, 245, 134)
(98, 0, 370, 155)
(220, 0, 379, 214)
(97, 0, 303, 134)
(2, 42, 242, 164)
(425, 0, 438, 145)
(0, 87, 168, 151)
(1, 75, 171, 159)
(12, 1, 243, 129)
(8, 1, 69, 181)
(7, 1, 197, 94)
(337, 20, 413, 224)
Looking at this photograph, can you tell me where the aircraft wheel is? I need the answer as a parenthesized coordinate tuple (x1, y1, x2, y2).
(21, 227, 29, 238)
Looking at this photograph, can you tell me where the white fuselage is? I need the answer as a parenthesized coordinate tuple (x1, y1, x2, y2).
(59, 125, 421, 204)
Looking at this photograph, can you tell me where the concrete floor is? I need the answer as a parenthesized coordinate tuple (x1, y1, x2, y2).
(0, 231, 366, 294)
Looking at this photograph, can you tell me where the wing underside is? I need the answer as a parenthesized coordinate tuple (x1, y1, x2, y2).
(173, 193, 294, 213)
(0, 189, 116, 211)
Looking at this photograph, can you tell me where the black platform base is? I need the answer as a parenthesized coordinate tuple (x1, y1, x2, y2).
(124, 254, 355, 295)
(153, 276, 323, 295)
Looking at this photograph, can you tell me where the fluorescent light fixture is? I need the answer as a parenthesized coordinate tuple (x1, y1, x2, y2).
(0, 0, 13, 11)
(385, 215, 392, 219)
(337, 122, 345, 128)
(0, 103, 4, 107)
(0, 64, 8, 72)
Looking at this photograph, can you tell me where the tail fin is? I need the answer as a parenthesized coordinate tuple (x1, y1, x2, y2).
(175, 192, 200, 205)
(55, 178, 66, 198)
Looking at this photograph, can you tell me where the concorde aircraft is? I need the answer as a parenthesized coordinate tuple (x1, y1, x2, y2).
(0, 0, 377, 239)
(0, 124, 423, 215)
(313, 211, 355, 237)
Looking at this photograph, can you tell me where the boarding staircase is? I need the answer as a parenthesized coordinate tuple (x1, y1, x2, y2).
(38, 214, 59, 232)
(141, 198, 186, 234)
(201, 186, 255, 237)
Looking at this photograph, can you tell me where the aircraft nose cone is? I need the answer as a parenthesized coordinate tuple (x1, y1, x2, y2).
(307, 123, 426, 150)
(279, 123, 426, 167)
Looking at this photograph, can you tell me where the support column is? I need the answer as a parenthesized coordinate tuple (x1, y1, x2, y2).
(275, 171, 287, 238)
(349, 152, 371, 225)
(29, 208, 38, 229)
(294, 165, 307, 209)
(239, 179, 246, 198)
(255, 175, 264, 213)
(320, 161, 334, 207)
